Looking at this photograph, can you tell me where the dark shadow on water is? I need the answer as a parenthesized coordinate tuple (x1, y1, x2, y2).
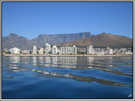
(32, 69, 127, 87)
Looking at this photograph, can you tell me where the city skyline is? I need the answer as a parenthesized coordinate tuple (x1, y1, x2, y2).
(2, 2, 132, 39)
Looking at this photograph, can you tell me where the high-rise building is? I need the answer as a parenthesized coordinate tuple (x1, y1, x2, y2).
(32, 45, 38, 54)
(87, 45, 95, 55)
(45, 43, 51, 54)
(52, 45, 58, 54)
(73, 45, 77, 54)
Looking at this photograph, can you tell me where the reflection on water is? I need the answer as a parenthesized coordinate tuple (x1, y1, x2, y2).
(38, 57, 44, 64)
(32, 69, 126, 87)
(87, 56, 94, 64)
(32, 57, 37, 65)
(8, 63, 28, 73)
(6, 56, 133, 78)
(9, 56, 20, 63)
(45, 56, 51, 64)
(22, 57, 30, 64)
(3, 56, 133, 99)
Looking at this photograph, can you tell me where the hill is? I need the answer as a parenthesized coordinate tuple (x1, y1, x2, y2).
(2, 32, 132, 49)
(61, 33, 132, 48)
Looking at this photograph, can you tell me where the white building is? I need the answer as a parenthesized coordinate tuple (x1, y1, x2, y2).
(109, 48, 113, 55)
(52, 45, 59, 54)
(73, 45, 77, 54)
(32, 45, 38, 54)
(21, 50, 30, 54)
(106, 47, 113, 55)
(60, 45, 77, 55)
(125, 48, 132, 55)
(77, 46, 87, 54)
(38, 48, 44, 54)
(87, 45, 95, 55)
(45, 43, 51, 54)
(94, 48, 105, 56)
(9, 47, 21, 54)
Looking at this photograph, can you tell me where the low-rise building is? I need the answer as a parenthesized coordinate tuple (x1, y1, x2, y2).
(77, 46, 87, 54)
(3, 48, 10, 54)
(38, 48, 44, 54)
(9, 47, 21, 54)
(21, 50, 30, 54)
(125, 48, 132, 55)
(60, 45, 77, 55)
(106, 47, 113, 55)
(94, 48, 105, 56)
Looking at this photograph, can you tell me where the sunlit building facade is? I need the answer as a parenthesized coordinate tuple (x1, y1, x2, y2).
(60, 45, 77, 55)
(52, 45, 59, 54)
(87, 45, 95, 55)
(9, 47, 21, 54)
(39, 48, 44, 54)
(45, 43, 51, 54)
(32, 45, 38, 54)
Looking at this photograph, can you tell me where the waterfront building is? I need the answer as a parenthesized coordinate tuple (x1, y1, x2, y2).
(39, 48, 44, 54)
(6, 44, 132, 56)
(126, 48, 132, 55)
(21, 50, 30, 54)
(106, 47, 113, 55)
(77, 46, 87, 54)
(73, 45, 77, 54)
(113, 48, 119, 55)
(116, 48, 127, 55)
(60, 45, 77, 55)
(109, 48, 113, 55)
(94, 48, 105, 56)
(3, 48, 9, 54)
(9, 47, 21, 54)
(100, 48, 106, 55)
(52, 45, 59, 54)
(120, 48, 127, 54)
(45, 43, 51, 54)
(87, 45, 95, 55)
(32, 45, 38, 54)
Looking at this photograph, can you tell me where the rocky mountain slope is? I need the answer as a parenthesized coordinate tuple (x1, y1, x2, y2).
(2, 32, 132, 49)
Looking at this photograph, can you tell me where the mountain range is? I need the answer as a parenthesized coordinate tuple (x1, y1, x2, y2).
(2, 32, 132, 50)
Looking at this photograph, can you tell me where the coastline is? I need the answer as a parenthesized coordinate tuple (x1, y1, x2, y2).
(3, 54, 132, 57)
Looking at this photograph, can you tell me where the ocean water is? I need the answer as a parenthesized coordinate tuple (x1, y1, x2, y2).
(2, 56, 133, 99)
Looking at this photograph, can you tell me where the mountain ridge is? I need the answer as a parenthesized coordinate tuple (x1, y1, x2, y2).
(3, 32, 132, 49)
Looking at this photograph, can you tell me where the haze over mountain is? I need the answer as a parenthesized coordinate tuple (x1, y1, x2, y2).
(3, 32, 132, 50)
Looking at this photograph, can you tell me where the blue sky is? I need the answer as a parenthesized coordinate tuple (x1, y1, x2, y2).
(2, 2, 133, 39)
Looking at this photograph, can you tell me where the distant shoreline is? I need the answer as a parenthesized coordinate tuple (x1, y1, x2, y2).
(3, 54, 132, 57)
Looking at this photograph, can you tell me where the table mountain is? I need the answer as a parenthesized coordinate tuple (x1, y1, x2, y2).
(2, 32, 132, 50)
(3, 32, 92, 49)
(62, 33, 132, 48)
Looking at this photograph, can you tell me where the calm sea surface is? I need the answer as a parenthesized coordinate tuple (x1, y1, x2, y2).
(2, 56, 133, 99)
